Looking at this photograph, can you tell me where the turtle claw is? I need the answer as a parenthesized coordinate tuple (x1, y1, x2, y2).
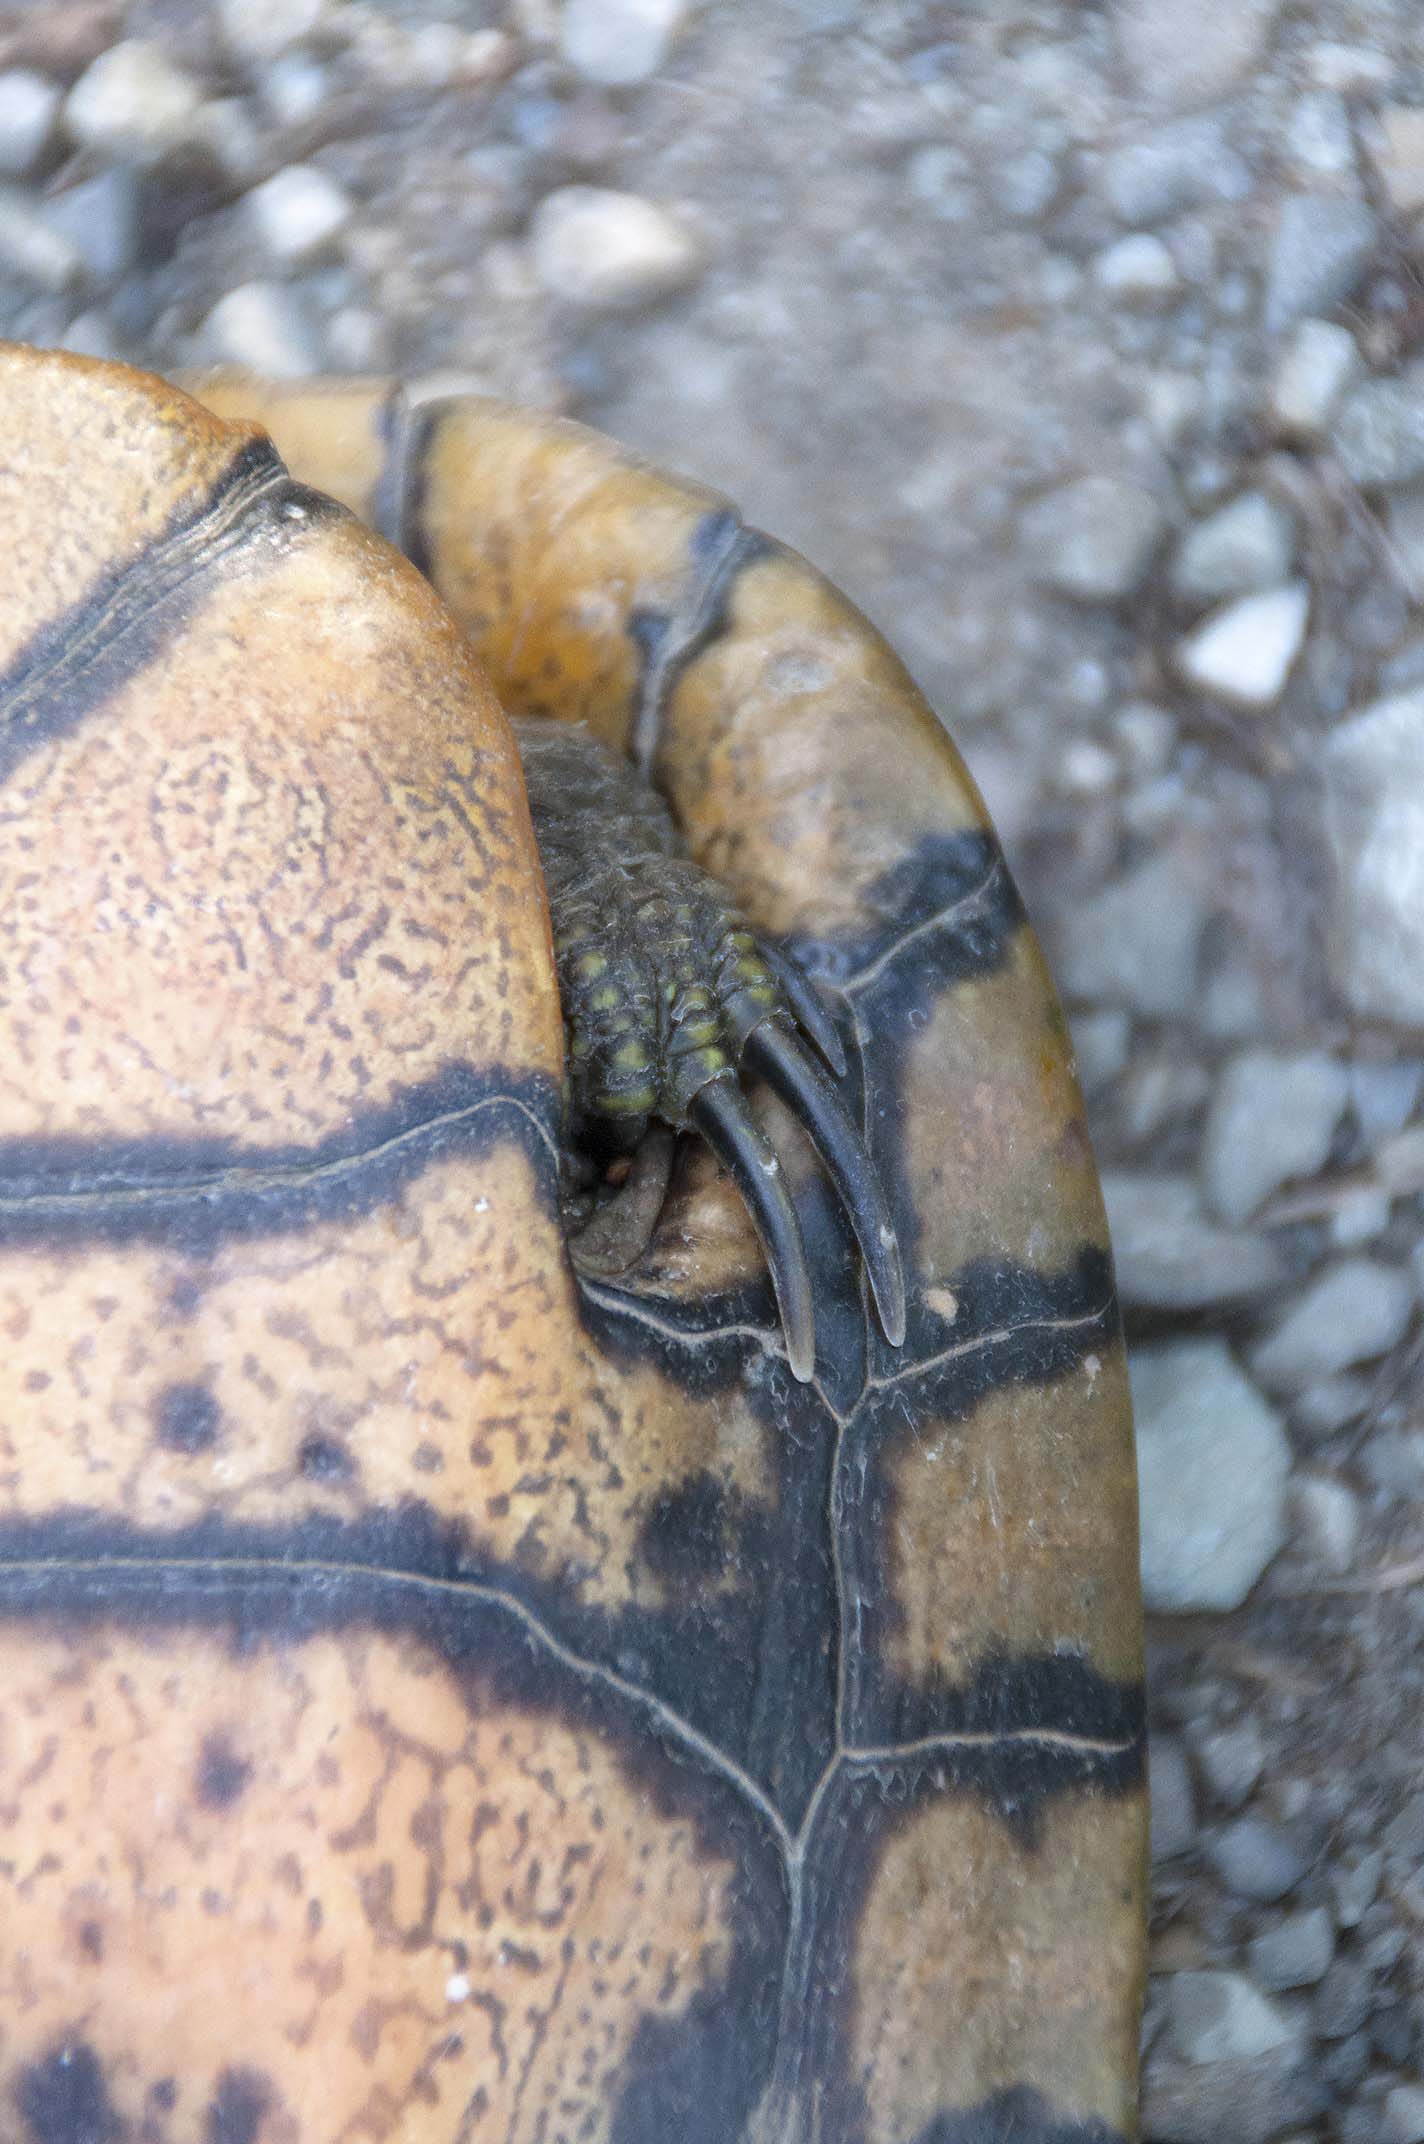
(691, 1078, 817, 1383)
(744, 1020, 906, 1349)
(758, 941, 847, 1078)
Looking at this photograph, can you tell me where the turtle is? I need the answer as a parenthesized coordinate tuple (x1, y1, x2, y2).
(0, 344, 1145, 2144)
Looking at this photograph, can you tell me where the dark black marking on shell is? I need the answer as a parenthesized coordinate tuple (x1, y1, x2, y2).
(910, 2089, 1129, 2144)
(154, 1381, 222, 1456)
(195, 1730, 253, 1810)
(804, 830, 1024, 994)
(0, 435, 343, 789)
(370, 379, 415, 554)
(860, 1652, 1145, 1803)
(0, 1064, 561, 1253)
(869, 1246, 1117, 1433)
(638, 1471, 742, 1586)
(388, 395, 441, 585)
(296, 1434, 355, 1483)
(206, 2068, 270, 2144)
(14, 2042, 120, 2144)
(627, 510, 776, 776)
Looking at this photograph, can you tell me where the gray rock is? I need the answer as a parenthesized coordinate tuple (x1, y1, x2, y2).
(1166, 1969, 1300, 2062)
(201, 95, 263, 186)
(1363, 1922, 1407, 1973)
(1374, 2012, 1417, 2073)
(1385, 484, 1424, 603)
(992, 148, 1061, 222)
(1193, 1718, 1264, 1810)
(1287, 91, 1357, 177)
(1019, 474, 1167, 603)
(0, 69, 60, 178)
(1069, 1008, 1131, 1096)
(64, 41, 207, 166)
(247, 164, 350, 265)
(1265, 193, 1378, 333)
(1054, 850, 1204, 1016)
(218, 0, 330, 63)
(1206, 1815, 1311, 1902)
(1322, 687, 1424, 1021)
(43, 168, 140, 284)
(1150, 1734, 1196, 1862)
(59, 309, 122, 361)
(1333, 365, 1424, 488)
(1092, 231, 1179, 305)
(199, 280, 322, 378)
(1249, 1907, 1336, 1989)
(0, 186, 83, 293)
(1140, 2049, 1327, 2144)
(1268, 318, 1362, 439)
(1329, 1182, 1391, 1248)
(1114, 700, 1178, 776)
(1099, 113, 1250, 226)
(1289, 1473, 1360, 1572)
(1357, 1426, 1424, 1499)
(530, 187, 701, 310)
(1115, 1054, 1211, 1143)
(1174, 584, 1310, 708)
(1309, 41, 1394, 93)
(1371, 105, 1424, 218)
(1132, 1338, 1290, 1611)
(1198, 943, 1269, 1041)
(1330, 1848, 1383, 1928)
(1314, 1955, 1373, 2038)
(1102, 1175, 1286, 1311)
(1349, 1061, 1422, 1148)
(1384, 1790, 1424, 1863)
(1250, 1257, 1414, 1392)
(261, 54, 329, 128)
(1201, 1050, 1348, 1224)
(1385, 2085, 1424, 2144)
(1114, 0, 1283, 109)
(561, 0, 686, 85)
(1383, 1124, 1424, 1193)
(1170, 493, 1298, 607)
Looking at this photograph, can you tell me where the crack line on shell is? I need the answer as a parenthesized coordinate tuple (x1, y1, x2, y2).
(830, 856, 1006, 996)
(0, 1092, 560, 1210)
(0, 1550, 798, 1862)
(869, 1296, 1117, 1394)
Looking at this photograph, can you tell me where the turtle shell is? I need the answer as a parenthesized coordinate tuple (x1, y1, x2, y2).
(0, 346, 1144, 2144)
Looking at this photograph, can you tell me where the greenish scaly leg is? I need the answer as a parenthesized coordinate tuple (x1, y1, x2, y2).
(513, 719, 905, 1382)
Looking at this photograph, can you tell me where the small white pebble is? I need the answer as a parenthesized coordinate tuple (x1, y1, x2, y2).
(1267, 318, 1361, 440)
(200, 280, 322, 378)
(1092, 232, 1179, 306)
(561, 0, 686, 86)
(530, 186, 700, 310)
(1055, 739, 1119, 797)
(218, 0, 330, 64)
(247, 163, 350, 265)
(0, 70, 60, 178)
(65, 41, 206, 165)
(1175, 584, 1310, 709)
(1371, 104, 1424, 217)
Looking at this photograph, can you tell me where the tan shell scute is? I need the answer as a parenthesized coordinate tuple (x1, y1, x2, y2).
(0, 1622, 755, 2142)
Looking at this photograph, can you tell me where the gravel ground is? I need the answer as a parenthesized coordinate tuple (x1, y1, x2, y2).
(7, 0, 1424, 2134)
